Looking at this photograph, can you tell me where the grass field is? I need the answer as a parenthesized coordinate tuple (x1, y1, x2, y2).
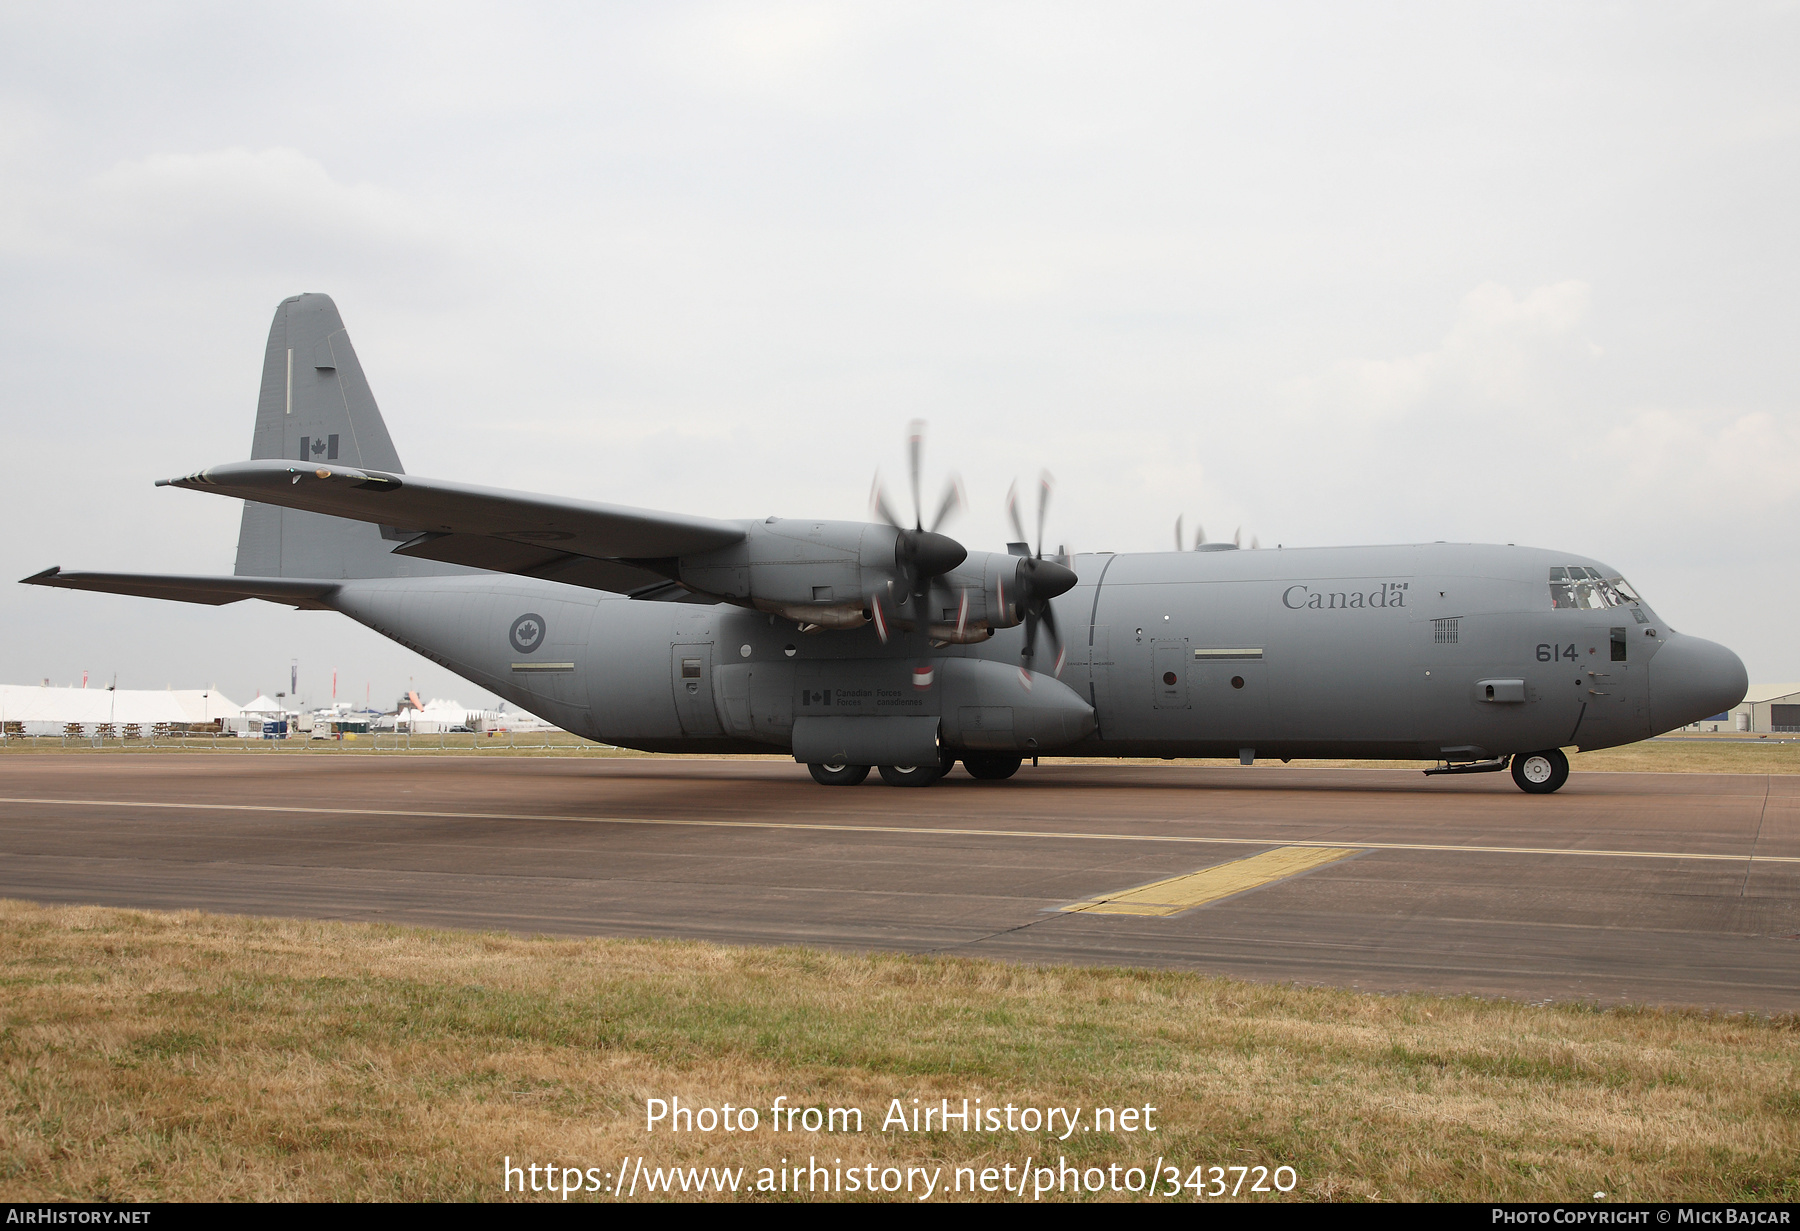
(1, 901, 1795, 1203)
(4, 731, 1798, 774)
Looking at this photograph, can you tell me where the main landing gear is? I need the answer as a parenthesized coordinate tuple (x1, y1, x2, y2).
(807, 762, 870, 786)
(960, 753, 1022, 780)
(1510, 748, 1570, 794)
(878, 763, 945, 787)
(805, 752, 1021, 786)
(806, 756, 948, 787)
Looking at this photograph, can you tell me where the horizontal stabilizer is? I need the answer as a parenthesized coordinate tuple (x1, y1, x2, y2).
(20, 567, 340, 610)
(161, 461, 745, 568)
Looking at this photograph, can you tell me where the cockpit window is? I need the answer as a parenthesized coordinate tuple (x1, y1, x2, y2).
(1549, 566, 1639, 611)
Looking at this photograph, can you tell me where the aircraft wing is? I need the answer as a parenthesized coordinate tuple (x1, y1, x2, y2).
(20, 567, 340, 610)
(158, 461, 747, 595)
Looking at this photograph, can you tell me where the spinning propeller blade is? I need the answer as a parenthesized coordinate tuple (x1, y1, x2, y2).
(1177, 515, 1206, 550)
(929, 476, 965, 534)
(1007, 470, 1076, 678)
(869, 476, 904, 532)
(906, 419, 924, 531)
(1006, 481, 1029, 547)
(1035, 471, 1050, 558)
(869, 423, 967, 629)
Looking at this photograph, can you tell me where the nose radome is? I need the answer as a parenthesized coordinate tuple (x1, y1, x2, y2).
(1649, 634, 1749, 733)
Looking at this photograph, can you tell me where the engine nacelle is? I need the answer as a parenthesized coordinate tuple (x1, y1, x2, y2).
(909, 551, 1025, 641)
(674, 519, 1035, 639)
(677, 518, 889, 624)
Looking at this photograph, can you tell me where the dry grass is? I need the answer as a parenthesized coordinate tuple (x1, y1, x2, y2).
(1566, 739, 1799, 775)
(1, 901, 1794, 1202)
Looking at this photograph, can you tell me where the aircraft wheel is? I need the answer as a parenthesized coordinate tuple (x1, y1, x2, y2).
(962, 753, 1023, 780)
(1510, 749, 1569, 794)
(878, 763, 945, 787)
(808, 762, 870, 786)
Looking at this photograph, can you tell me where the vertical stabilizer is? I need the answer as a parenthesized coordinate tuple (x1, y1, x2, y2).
(234, 294, 453, 580)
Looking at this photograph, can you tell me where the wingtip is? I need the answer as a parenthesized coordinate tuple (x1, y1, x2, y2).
(20, 566, 61, 584)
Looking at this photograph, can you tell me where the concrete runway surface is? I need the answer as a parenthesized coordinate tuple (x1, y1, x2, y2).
(1, 754, 1795, 1012)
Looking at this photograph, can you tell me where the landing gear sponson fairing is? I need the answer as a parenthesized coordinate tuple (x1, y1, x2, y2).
(24, 294, 1749, 794)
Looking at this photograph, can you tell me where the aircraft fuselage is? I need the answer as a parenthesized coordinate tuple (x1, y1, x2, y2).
(327, 539, 1744, 764)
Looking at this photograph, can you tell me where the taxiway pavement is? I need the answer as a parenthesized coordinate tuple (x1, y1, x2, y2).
(1, 754, 1794, 1012)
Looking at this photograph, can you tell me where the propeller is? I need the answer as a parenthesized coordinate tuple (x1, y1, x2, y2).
(1006, 472, 1078, 678)
(869, 420, 967, 642)
(1181, 513, 1259, 551)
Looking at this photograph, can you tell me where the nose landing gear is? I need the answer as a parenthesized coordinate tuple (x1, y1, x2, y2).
(1510, 748, 1570, 794)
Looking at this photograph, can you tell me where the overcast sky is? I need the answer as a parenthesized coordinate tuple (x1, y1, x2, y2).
(3, 2, 1797, 707)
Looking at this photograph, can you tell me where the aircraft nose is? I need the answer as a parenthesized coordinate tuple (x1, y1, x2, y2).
(1649, 633, 1748, 732)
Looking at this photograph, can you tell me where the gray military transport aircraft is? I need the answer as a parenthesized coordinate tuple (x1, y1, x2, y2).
(25, 294, 1749, 794)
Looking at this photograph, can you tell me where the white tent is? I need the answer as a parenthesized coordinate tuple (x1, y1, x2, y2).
(170, 689, 242, 725)
(393, 697, 562, 734)
(235, 693, 291, 736)
(0, 684, 239, 736)
(396, 697, 473, 734)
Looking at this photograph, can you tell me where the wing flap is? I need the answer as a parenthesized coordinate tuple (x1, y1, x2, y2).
(391, 532, 691, 596)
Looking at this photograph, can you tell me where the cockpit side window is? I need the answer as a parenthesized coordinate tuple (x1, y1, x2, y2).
(1549, 566, 1640, 611)
(1548, 565, 1648, 608)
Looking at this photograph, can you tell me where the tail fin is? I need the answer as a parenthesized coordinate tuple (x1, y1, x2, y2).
(234, 294, 444, 580)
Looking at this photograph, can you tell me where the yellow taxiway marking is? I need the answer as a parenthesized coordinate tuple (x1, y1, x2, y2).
(1, 797, 1797, 866)
(1063, 846, 1364, 916)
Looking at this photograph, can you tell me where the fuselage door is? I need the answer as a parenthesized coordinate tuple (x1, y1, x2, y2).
(1581, 624, 1644, 731)
(671, 642, 724, 736)
(1153, 639, 1189, 710)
